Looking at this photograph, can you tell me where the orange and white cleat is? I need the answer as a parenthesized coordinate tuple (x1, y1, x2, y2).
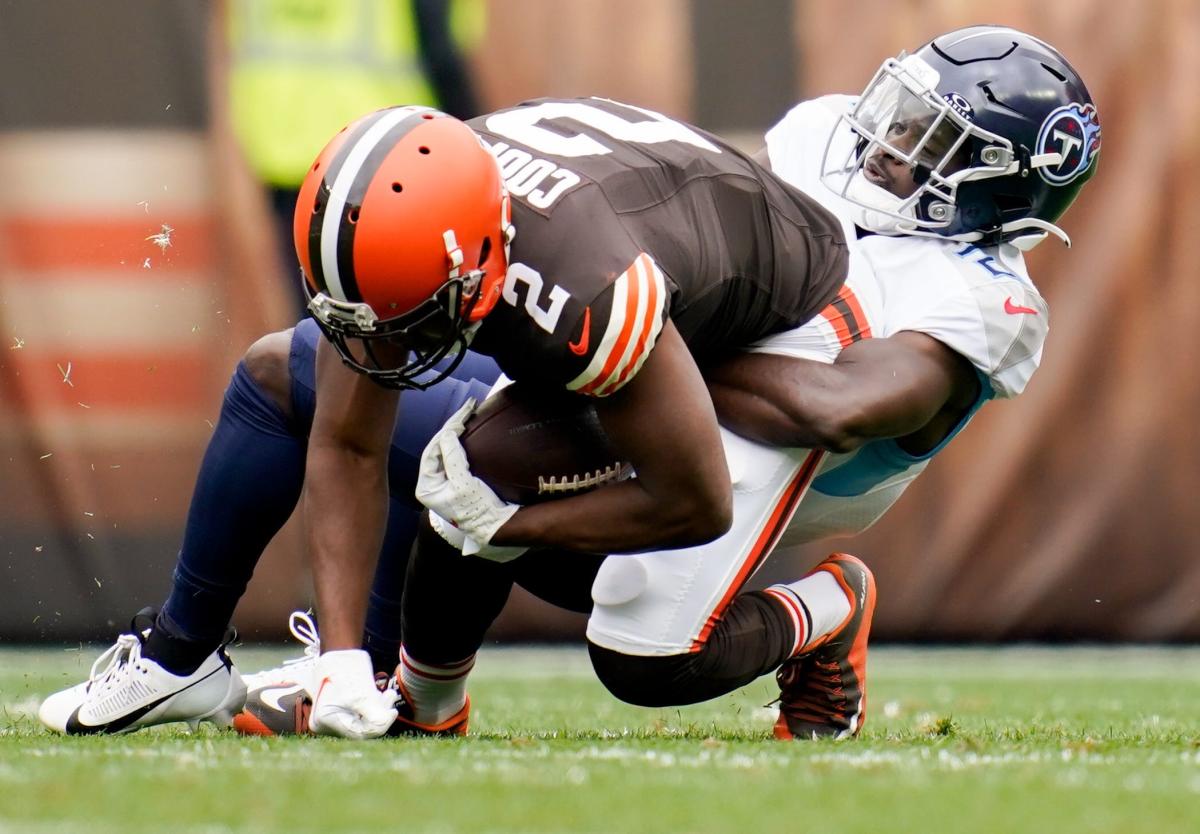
(773, 553, 876, 740)
(384, 675, 470, 738)
(386, 696, 470, 737)
(231, 611, 320, 737)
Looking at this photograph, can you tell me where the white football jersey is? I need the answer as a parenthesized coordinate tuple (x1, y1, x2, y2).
(585, 98, 1056, 657)
(759, 95, 1050, 541)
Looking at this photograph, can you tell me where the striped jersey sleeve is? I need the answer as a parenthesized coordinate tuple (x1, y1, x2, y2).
(566, 252, 669, 397)
(747, 272, 878, 365)
(814, 284, 873, 348)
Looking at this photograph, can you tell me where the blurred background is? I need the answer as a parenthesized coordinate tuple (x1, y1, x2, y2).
(1, 0, 1197, 644)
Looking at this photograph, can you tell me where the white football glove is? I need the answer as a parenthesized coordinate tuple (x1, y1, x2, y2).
(428, 510, 528, 563)
(416, 398, 522, 550)
(308, 649, 398, 740)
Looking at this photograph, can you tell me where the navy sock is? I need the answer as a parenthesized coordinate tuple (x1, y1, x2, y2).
(363, 500, 419, 676)
(147, 361, 306, 673)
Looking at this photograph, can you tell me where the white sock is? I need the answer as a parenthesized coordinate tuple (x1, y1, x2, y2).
(766, 570, 851, 656)
(398, 645, 473, 726)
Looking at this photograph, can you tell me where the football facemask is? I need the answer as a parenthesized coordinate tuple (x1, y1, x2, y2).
(306, 267, 484, 390)
(821, 54, 1069, 246)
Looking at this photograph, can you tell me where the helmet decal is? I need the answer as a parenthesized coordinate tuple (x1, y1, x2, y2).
(1036, 103, 1102, 186)
(942, 92, 974, 121)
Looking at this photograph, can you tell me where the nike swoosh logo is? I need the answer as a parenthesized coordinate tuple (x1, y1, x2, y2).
(568, 307, 591, 356)
(258, 683, 305, 713)
(63, 664, 225, 735)
(1004, 297, 1038, 316)
(314, 676, 332, 705)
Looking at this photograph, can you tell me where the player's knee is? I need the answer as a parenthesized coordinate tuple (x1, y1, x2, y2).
(242, 329, 295, 418)
(588, 643, 691, 708)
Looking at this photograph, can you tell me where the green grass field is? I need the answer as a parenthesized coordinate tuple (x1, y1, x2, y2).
(1, 645, 1198, 834)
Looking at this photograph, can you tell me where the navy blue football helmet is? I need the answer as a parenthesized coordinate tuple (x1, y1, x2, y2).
(821, 25, 1101, 249)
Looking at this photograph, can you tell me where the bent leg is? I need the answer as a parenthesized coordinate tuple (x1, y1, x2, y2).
(581, 428, 871, 739)
(148, 329, 306, 673)
(584, 431, 831, 706)
(589, 590, 795, 706)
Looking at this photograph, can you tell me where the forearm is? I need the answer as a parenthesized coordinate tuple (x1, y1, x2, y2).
(491, 477, 724, 554)
(451, 322, 731, 554)
(707, 335, 971, 453)
(304, 444, 390, 651)
(707, 356, 853, 449)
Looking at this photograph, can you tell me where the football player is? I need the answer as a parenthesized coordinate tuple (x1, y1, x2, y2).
(371, 24, 1100, 739)
(39, 93, 848, 735)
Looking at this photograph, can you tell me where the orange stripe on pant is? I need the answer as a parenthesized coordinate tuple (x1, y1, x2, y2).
(690, 449, 826, 650)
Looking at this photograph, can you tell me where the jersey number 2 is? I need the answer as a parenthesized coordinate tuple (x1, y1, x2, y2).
(502, 263, 570, 334)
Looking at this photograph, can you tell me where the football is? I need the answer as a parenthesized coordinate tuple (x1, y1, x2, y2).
(460, 383, 631, 504)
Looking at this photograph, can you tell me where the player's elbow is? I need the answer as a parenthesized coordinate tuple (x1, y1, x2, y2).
(796, 402, 875, 454)
(808, 417, 868, 454)
(662, 484, 733, 546)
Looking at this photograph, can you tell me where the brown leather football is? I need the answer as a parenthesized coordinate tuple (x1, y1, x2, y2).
(459, 383, 631, 504)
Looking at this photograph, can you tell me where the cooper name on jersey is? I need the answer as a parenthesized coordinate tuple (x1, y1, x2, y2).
(482, 138, 584, 211)
(478, 98, 724, 214)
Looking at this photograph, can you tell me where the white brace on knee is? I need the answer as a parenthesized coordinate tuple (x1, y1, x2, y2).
(590, 557, 649, 606)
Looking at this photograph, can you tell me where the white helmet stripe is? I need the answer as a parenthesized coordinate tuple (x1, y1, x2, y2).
(319, 107, 434, 302)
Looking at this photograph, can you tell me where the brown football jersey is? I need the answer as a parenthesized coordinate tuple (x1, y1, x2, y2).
(469, 97, 847, 395)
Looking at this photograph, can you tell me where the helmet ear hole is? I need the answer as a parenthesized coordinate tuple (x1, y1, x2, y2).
(476, 236, 492, 269)
(419, 146, 431, 155)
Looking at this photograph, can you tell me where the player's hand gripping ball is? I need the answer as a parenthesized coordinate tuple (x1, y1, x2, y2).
(459, 383, 631, 504)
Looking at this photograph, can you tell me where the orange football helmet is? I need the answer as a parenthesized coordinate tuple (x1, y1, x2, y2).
(294, 106, 513, 388)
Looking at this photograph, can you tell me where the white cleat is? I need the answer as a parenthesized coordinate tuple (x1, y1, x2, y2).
(39, 619, 245, 735)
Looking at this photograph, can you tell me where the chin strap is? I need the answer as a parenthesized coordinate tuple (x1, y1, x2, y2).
(995, 218, 1071, 250)
(869, 217, 1072, 251)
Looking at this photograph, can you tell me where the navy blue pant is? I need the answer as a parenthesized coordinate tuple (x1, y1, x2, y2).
(153, 319, 500, 672)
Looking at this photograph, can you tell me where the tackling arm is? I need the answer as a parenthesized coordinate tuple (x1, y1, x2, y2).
(491, 320, 733, 552)
(706, 331, 980, 454)
(304, 337, 400, 650)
